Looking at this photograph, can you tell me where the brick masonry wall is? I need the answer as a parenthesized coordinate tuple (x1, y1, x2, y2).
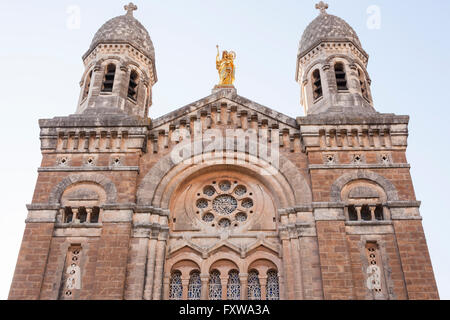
(93, 223, 132, 300)
(393, 220, 439, 300)
(316, 221, 354, 299)
(8, 223, 54, 300)
(39, 237, 100, 300)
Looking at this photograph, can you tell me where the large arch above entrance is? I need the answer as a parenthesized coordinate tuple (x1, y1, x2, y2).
(137, 152, 312, 209)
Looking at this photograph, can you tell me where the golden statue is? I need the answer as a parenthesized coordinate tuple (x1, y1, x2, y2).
(216, 45, 236, 86)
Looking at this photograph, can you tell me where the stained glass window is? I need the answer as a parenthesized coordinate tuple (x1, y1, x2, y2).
(247, 271, 261, 300)
(227, 271, 241, 300)
(169, 271, 182, 300)
(209, 271, 222, 300)
(188, 271, 201, 300)
(266, 271, 280, 300)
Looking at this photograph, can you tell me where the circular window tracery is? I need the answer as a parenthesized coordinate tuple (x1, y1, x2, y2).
(196, 199, 209, 209)
(203, 186, 216, 197)
(219, 180, 231, 192)
(235, 185, 247, 196)
(195, 179, 255, 229)
(213, 195, 238, 215)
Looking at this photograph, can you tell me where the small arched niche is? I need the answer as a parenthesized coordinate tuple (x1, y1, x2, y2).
(341, 180, 390, 221)
(58, 183, 107, 224)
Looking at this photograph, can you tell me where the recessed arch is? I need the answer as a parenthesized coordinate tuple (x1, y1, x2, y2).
(49, 173, 117, 204)
(330, 171, 399, 202)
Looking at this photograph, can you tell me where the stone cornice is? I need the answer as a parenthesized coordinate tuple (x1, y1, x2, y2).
(38, 166, 140, 173)
(309, 164, 411, 170)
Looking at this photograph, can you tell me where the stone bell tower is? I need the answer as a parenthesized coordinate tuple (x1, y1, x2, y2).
(8, 3, 160, 300)
(296, 1, 374, 115)
(77, 2, 157, 118)
(295, 2, 439, 300)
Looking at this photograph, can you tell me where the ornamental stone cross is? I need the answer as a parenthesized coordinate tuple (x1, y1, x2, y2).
(124, 2, 138, 16)
(315, 1, 329, 14)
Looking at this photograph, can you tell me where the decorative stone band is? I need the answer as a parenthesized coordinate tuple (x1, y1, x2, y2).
(311, 201, 422, 221)
(309, 164, 411, 170)
(38, 166, 140, 172)
(278, 224, 317, 240)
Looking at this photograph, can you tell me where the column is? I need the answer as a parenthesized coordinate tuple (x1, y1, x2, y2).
(143, 236, 158, 300)
(239, 273, 248, 300)
(163, 275, 170, 300)
(152, 230, 168, 300)
(221, 277, 228, 300)
(86, 208, 92, 223)
(200, 274, 209, 300)
(260, 276, 268, 300)
(72, 208, 79, 223)
(290, 234, 304, 300)
(356, 206, 362, 221)
(181, 278, 190, 300)
(370, 206, 376, 221)
(280, 229, 295, 299)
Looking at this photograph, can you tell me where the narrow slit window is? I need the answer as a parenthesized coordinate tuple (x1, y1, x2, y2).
(78, 207, 87, 223)
(348, 205, 358, 221)
(361, 205, 371, 221)
(312, 69, 323, 100)
(90, 207, 100, 223)
(358, 68, 369, 100)
(335, 63, 348, 91)
(128, 70, 139, 101)
(102, 64, 116, 93)
(64, 207, 73, 223)
(82, 70, 93, 100)
(375, 205, 384, 221)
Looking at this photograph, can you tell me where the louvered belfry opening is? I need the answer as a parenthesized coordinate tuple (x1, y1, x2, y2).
(334, 63, 348, 91)
(312, 69, 323, 100)
(102, 64, 116, 93)
(128, 70, 139, 101)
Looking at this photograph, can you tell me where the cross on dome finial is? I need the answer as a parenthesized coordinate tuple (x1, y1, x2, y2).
(315, 1, 329, 14)
(124, 2, 138, 16)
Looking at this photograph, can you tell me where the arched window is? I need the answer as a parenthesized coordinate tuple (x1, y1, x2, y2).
(361, 205, 371, 221)
(348, 205, 358, 221)
(247, 270, 261, 300)
(266, 270, 280, 300)
(82, 70, 93, 100)
(358, 68, 369, 100)
(77, 207, 87, 223)
(188, 271, 201, 300)
(334, 63, 348, 91)
(64, 207, 73, 223)
(227, 270, 241, 300)
(375, 205, 384, 221)
(169, 271, 182, 300)
(312, 69, 323, 100)
(128, 70, 139, 101)
(101, 64, 116, 93)
(209, 270, 222, 300)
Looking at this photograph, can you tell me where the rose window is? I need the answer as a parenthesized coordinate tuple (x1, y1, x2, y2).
(195, 179, 255, 229)
(213, 195, 238, 215)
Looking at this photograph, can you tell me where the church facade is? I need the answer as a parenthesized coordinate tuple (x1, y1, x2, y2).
(9, 3, 439, 300)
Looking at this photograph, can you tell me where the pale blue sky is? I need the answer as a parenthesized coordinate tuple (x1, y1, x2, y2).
(0, 0, 449, 299)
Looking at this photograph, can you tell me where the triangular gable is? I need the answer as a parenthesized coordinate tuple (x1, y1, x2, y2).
(150, 89, 299, 131)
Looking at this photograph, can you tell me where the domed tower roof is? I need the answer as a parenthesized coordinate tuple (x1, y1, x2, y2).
(83, 3, 155, 61)
(298, 2, 364, 58)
